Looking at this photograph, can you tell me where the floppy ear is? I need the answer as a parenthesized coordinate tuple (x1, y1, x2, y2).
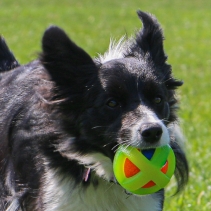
(130, 11, 167, 65)
(40, 26, 97, 87)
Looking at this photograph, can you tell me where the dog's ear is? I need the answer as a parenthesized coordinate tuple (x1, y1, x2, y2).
(0, 37, 19, 72)
(40, 26, 97, 87)
(130, 11, 167, 65)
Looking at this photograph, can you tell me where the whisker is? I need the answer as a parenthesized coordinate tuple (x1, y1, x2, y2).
(161, 77, 173, 84)
(112, 140, 129, 152)
(103, 142, 115, 148)
(92, 126, 108, 129)
(167, 125, 174, 130)
(162, 119, 170, 123)
(104, 183, 115, 193)
(160, 69, 172, 84)
(122, 143, 131, 152)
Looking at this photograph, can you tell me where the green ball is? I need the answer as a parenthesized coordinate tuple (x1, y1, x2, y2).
(113, 145, 176, 195)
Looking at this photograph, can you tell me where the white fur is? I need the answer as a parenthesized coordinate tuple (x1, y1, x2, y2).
(96, 37, 132, 64)
(61, 152, 114, 181)
(129, 107, 170, 149)
(168, 122, 185, 147)
(5, 167, 20, 211)
(43, 168, 162, 211)
(5, 199, 19, 211)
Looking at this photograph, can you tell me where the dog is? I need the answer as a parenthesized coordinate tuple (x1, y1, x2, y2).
(0, 11, 188, 211)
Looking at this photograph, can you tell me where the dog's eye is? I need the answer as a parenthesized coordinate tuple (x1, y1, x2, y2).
(106, 99, 119, 108)
(154, 97, 162, 104)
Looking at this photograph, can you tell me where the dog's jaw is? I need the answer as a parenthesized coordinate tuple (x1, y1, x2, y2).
(60, 109, 171, 184)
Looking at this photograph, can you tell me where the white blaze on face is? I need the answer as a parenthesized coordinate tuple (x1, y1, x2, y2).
(129, 107, 170, 148)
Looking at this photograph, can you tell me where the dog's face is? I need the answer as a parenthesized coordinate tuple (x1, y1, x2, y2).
(73, 59, 170, 159)
(40, 11, 184, 183)
(87, 57, 172, 151)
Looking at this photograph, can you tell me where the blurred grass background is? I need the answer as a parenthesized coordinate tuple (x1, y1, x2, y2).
(0, 0, 211, 210)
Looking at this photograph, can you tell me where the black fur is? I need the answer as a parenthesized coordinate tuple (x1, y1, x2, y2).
(0, 11, 188, 211)
(0, 37, 19, 72)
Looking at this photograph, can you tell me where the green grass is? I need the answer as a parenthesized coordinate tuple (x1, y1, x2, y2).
(1, 0, 211, 210)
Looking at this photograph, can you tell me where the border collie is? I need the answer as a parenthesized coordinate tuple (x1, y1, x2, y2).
(0, 11, 188, 211)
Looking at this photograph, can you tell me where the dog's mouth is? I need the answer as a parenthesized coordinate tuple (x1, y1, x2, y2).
(81, 143, 171, 197)
(73, 122, 170, 186)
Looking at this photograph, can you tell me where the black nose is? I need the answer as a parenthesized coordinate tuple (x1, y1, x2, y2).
(140, 123, 163, 143)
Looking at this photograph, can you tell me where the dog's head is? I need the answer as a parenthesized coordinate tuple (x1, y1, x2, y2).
(40, 11, 188, 192)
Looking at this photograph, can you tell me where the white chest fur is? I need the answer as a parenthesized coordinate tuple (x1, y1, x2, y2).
(43, 170, 162, 211)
